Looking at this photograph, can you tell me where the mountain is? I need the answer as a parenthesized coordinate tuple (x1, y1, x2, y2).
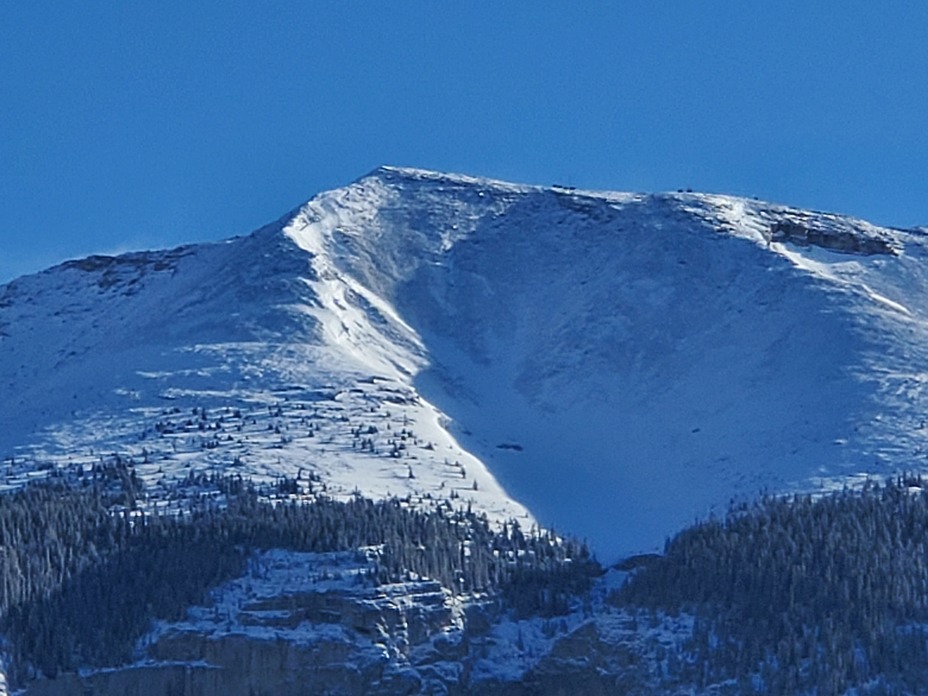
(4, 166, 928, 563)
(9, 167, 928, 694)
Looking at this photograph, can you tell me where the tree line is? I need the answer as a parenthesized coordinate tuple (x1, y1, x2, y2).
(0, 475, 598, 687)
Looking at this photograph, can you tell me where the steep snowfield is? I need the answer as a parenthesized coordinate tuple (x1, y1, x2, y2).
(4, 166, 928, 558)
(0, 204, 530, 526)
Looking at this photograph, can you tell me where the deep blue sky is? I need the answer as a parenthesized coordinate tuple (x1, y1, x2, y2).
(3, 1, 928, 283)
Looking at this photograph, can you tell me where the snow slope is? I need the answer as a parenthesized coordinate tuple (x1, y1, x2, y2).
(4, 166, 928, 559)
(0, 202, 529, 526)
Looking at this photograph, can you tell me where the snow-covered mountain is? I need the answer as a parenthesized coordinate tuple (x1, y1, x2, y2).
(3, 166, 928, 560)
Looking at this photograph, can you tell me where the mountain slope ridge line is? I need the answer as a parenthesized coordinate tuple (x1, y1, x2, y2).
(3, 166, 928, 559)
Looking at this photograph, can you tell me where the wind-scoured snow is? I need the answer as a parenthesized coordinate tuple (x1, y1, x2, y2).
(0, 197, 529, 526)
(4, 166, 928, 559)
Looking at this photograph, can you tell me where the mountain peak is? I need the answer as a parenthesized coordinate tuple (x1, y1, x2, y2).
(359, 164, 539, 194)
(3, 168, 928, 560)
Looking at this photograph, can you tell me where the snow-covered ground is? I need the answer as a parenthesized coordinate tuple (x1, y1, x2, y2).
(0, 204, 529, 526)
(4, 166, 928, 560)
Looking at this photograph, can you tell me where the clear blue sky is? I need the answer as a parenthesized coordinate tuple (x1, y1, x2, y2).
(3, 1, 928, 283)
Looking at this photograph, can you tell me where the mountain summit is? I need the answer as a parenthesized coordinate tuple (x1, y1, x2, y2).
(3, 167, 927, 559)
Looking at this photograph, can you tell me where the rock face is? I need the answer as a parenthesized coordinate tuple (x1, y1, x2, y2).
(23, 617, 663, 696)
(136, 582, 465, 696)
(19, 548, 675, 696)
(21, 553, 686, 696)
(26, 586, 465, 696)
(234, 580, 455, 648)
(769, 219, 898, 255)
(21, 551, 477, 696)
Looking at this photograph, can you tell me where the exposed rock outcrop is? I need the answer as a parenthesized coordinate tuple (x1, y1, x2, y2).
(769, 219, 897, 255)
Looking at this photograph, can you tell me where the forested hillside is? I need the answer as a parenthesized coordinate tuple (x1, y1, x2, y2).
(619, 477, 928, 694)
(12, 463, 928, 693)
(0, 474, 597, 688)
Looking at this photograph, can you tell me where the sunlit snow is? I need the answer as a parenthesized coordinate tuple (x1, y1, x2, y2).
(3, 166, 928, 559)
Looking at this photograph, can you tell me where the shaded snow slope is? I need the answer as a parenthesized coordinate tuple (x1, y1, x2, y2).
(285, 167, 928, 557)
(4, 166, 928, 558)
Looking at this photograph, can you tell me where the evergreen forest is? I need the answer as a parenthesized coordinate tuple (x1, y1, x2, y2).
(0, 469, 598, 687)
(619, 476, 928, 695)
(12, 460, 928, 694)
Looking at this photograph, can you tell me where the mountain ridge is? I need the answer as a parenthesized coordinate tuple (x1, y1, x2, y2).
(4, 167, 928, 559)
